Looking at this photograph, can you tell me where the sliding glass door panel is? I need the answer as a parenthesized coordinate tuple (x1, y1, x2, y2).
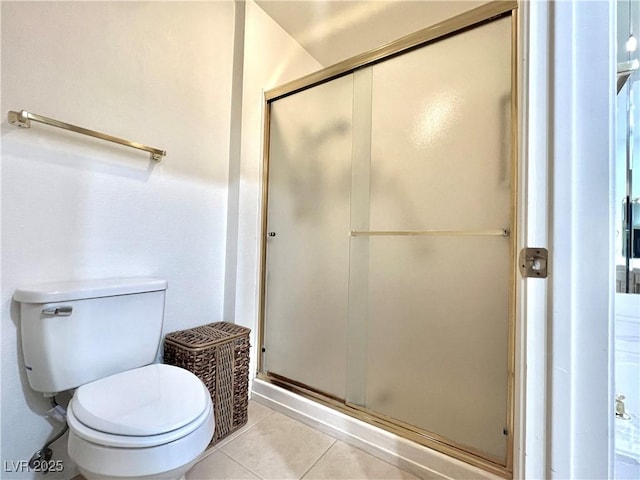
(347, 16, 513, 462)
(355, 235, 510, 460)
(263, 74, 354, 399)
(368, 17, 512, 232)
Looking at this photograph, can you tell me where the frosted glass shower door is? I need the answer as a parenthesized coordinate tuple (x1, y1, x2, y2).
(263, 75, 353, 399)
(347, 16, 513, 462)
(262, 9, 515, 468)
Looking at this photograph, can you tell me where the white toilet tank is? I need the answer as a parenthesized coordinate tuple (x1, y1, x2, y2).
(14, 277, 168, 395)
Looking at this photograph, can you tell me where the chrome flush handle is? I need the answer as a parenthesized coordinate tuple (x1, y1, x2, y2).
(42, 306, 73, 316)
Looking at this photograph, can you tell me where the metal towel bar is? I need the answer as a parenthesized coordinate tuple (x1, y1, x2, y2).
(8, 110, 166, 161)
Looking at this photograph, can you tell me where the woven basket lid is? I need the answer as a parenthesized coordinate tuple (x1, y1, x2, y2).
(72, 364, 209, 436)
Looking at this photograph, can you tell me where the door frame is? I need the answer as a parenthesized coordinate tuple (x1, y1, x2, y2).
(520, 0, 616, 478)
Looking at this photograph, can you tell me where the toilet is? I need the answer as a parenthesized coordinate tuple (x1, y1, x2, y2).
(14, 278, 214, 480)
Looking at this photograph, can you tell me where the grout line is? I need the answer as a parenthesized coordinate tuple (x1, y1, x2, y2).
(298, 438, 338, 480)
(219, 450, 265, 480)
(192, 405, 276, 467)
(216, 408, 276, 451)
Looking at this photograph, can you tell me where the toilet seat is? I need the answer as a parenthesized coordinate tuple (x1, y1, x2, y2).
(67, 364, 213, 448)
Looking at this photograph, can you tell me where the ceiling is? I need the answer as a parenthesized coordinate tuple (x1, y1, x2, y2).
(255, 0, 486, 66)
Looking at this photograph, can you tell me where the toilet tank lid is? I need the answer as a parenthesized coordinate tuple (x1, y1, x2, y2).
(13, 277, 168, 303)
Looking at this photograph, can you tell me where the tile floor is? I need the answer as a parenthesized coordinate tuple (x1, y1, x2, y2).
(74, 400, 419, 480)
(186, 401, 419, 480)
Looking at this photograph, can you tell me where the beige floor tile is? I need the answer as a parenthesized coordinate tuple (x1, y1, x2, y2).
(186, 450, 259, 480)
(221, 412, 336, 480)
(213, 400, 275, 450)
(246, 398, 275, 425)
(303, 441, 419, 480)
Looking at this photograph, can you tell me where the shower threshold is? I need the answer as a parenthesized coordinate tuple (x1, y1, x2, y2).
(254, 374, 511, 479)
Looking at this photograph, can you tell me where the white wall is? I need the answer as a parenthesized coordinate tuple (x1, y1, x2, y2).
(0, 1, 323, 477)
(1, 2, 236, 478)
(233, 1, 321, 378)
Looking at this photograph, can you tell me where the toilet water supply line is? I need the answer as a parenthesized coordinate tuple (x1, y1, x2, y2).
(28, 395, 68, 473)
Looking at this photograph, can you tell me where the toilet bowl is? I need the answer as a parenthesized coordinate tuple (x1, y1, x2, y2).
(67, 364, 214, 480)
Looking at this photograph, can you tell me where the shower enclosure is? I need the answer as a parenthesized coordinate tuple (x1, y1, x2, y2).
(258, 2, 518, 476)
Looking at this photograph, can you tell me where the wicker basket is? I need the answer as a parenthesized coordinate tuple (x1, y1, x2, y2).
(163, 322, 251, 444)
